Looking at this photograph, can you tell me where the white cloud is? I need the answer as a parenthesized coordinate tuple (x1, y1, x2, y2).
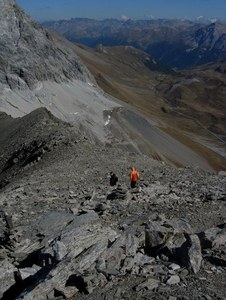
(209, 18, 217, 23)
(196, 16, 204, 20)
(121, 15, 129, 21)
(145, 14, 155, 19)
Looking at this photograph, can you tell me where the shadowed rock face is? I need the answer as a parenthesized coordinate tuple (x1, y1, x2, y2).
(0, 107, 73, 188)
(0, 0, 91, 90)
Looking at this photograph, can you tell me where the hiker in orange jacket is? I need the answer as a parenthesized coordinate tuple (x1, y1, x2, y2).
(130, 167, 139, 188)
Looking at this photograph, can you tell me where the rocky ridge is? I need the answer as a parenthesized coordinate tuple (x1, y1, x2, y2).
(0, 108, 73, 188)
(0, 108, 226, 300)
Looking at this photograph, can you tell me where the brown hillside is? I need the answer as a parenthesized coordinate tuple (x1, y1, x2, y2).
(73, 44, 226, 170)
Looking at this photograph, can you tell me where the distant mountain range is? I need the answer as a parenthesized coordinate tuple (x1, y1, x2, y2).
(42, 18, 226, 70)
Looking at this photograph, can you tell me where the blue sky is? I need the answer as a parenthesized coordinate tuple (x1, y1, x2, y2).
(16, 0, 226, 22)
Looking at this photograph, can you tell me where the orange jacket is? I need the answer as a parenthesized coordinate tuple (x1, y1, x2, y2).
(130, 168, 139, 182)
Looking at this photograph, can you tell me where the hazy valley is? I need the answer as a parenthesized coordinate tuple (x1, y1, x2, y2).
(43, 18, 226, 69)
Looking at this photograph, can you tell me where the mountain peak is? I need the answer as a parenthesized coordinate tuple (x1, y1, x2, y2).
(0, 0, 90, 90)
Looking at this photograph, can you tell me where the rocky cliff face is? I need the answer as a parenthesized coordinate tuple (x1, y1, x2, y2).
(184, 22, 226, 63)
(0, 0, 91, 90)
(0, 0, 120, 146)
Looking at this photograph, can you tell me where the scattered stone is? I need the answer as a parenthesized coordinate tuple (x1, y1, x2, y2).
(169, 263, 181, 271)
(186, 234, 203, 274)
(166, 275, 180, 285)
(18, 265, 41, 280)
(135, 278, 160, 291)
(0, 260, 17, 298)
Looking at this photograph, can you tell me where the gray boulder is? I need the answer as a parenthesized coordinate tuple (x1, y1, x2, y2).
(0, 259, 17, 299)
(199, 224, 226, 249)
(145, 219, 202, 273)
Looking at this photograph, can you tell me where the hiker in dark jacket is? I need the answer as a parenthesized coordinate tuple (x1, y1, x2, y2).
(110, 172, 118, 186)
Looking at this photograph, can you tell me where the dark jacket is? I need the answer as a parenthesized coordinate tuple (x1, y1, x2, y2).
(110, 173, 118, 186)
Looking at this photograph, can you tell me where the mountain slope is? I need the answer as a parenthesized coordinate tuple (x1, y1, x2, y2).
(0, 0, 122, 143)
(157, 58, 226, 136)
(0, 0, 220, 171)
(0, 108, 226, 299)
(72, 44, 226, 170)
(0, 2, 224, 170)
